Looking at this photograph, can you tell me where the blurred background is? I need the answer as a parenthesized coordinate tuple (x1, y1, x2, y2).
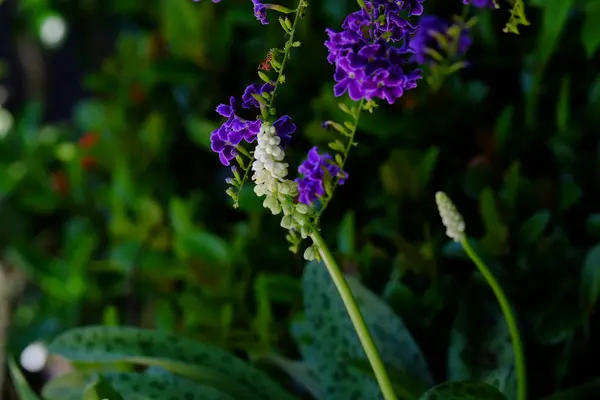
(1, 0, 600, 398)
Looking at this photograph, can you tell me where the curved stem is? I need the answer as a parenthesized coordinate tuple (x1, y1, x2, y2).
(460, 237, 527, 400)
(310, 231, 398, 400)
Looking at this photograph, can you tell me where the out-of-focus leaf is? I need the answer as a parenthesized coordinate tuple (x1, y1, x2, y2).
(581, 0, 600, 58)
(47, 326, 294, 400)
(556, 76, 570, 138)
(8, 358, 41, 400)
(448, 296, 516, 397)
(518, 210, 551, 245)
(558, 177, 581, 212)
(586, 214, 600, 238)
(495, 105, 514, 157)
(338, 211, 355, 257)
(185, 117, 218, 150)
(502, 161, 521, 210)
(82, 377, 125, 400)
(542, 377, 600, 400)
(45, 371, 233, 400)
(538, 0, 574, 66)
(579, 244, 600, 311)
(480, 188, 509, 254)
(420, 146, 440, 189)
(350, 359, 428, 400)
(140, 112, 165, 157)
(419, 381, 506, 399)
(161, 0, 210, 64)
(175, 229, 231, 265)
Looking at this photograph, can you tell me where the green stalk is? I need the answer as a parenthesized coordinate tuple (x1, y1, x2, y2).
(310, 230, 398, 400)
(460, 237, 527, 400)
(316, 99, 364, 223)
(233, 0, 305, 207)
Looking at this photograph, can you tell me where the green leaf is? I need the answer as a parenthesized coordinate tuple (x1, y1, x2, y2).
(419, 381, 506, 399)
(44, 371, 234, 400)
(501, 161, 521, 209)
(350, 359, 427, 400)
(579, 244, 600, 310)
(518, 210, 551, 245)
(254, 274, 300, 344)
(161, 0, 209, 62)
(338, 211, 355, 257)
(82, 377, 125, 400)
(448, 296, 516, 397)
(328, 139, 346, 153)
(140, 112, 166, 157)
(542, 377, 600, 400)
(8, 358, 41, 400)
(581, 1, 600, 58)
(538, 0, 574, 66)
(175, 229, 231, 265)
(294, 262, 432, 400)
(47, 326, 295, 400)
(419, 146, 440, 189)
(558, 177, 581, 212)
(586, 213, 600, 239)
(495, 105, 514, 156)
(479, 188, 509, 254)
(555, 76, 570, 137)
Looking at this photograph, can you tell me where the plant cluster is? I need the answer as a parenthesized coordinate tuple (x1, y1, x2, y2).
(3, 0, 600, 399)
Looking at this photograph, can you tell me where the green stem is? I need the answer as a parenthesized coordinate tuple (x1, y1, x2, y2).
(310, 230, 398, 400)
(316, 99, 364, 222)
(460, 237, 527, 400)
(234, 0, 305, 205)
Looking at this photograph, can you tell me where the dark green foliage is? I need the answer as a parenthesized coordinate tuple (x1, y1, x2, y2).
(2, 0, 600, 399)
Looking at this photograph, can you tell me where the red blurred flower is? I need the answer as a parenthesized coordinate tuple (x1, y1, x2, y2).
(51, 170, 69, 196)
(129, 82, 146, 104)
(80, 155, 96, 169)
(78, 132, 99, 169)
(78, 132, 99, 150)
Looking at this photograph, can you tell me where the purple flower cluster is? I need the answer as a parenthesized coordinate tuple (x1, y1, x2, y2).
(409, 16, 471, 65)
(210, 82, 273, 165)
(295, 147, 348, 205)
(242, 82, 274, 108)
(252, 0, 269, 24)
(210, 82, 294, 166)
(325, 0, 424, 104)
(463, 0, 496, 8)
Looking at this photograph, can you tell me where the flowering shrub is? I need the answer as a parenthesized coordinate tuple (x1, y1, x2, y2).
(6, 0, 600, 400)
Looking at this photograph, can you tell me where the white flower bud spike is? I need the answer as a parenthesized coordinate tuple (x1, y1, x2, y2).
(435, 191, 466, 242)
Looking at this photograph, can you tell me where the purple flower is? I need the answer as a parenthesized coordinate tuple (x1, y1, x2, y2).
(324, 0, 423, 104)
(295, 147, 347, 205)
(273, 115, 296, 148)
(410, 16, 471, 65)
(211, 96, 262, 166)
(210, 125, 237, 166)
(252, 0, 269, 24)
(241, 82, 275, 109)
(463, 0, 496, 8)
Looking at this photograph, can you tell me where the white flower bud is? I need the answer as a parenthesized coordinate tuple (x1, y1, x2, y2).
(303, 245, 316, 261)
(435, 191, 466, 242)
(281, 215, 294, 229)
